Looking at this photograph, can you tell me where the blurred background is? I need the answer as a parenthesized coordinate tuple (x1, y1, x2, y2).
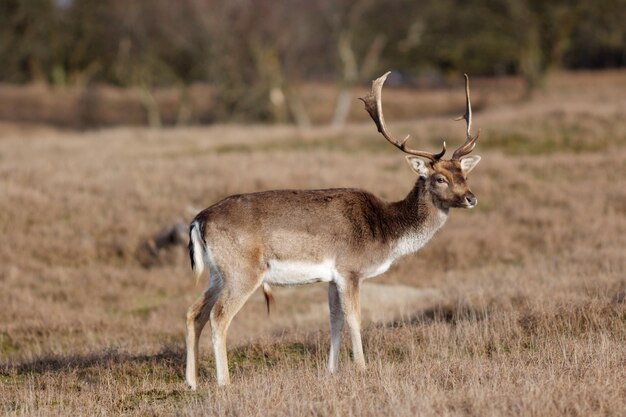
(1, 2, 626, 415)
(1, 0, 624, 128)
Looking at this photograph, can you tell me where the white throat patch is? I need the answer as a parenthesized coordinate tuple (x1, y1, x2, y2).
(392, 209, 448, 258)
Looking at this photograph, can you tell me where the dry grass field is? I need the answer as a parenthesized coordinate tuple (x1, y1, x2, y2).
(1, 70, 625, 416)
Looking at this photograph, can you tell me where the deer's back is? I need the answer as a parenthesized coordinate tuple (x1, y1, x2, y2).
(194, 188, 395, 265)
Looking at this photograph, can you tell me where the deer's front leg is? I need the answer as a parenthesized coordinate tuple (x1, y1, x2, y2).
(338, 276, 365, 369)
(328, 282, 344, 373)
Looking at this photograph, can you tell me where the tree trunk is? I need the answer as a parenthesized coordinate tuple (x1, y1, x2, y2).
(141, 85, 162, 128)
(331, 31, 358, 127)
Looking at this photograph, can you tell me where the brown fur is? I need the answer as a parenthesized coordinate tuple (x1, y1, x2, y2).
(428, 160, 477, 210)
(193, 159, 475, 267)
(185, 155, 479, 388)
(197, 187, 411, 270)
(185, 72, 482, 388)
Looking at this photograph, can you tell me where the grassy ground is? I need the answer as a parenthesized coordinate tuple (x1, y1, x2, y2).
(1, 70, 625, 416)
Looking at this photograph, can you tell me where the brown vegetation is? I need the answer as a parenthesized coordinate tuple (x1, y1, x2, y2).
(1, 70, 625, 416)
(0, 74, 525, 128)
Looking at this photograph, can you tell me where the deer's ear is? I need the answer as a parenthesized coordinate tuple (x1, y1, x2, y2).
(405, 156, 430, 178)
(460, 155, 481, 173)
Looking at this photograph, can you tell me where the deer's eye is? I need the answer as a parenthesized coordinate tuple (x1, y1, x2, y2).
(436, 176, 447, 184)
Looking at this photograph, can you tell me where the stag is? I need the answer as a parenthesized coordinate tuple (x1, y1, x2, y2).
(185, 72, 482, 389)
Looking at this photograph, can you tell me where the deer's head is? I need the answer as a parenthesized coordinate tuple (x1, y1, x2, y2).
(361, 72, 481, 210)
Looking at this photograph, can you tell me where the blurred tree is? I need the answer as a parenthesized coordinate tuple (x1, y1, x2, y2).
(316, 0, 388, 127)
(505, 0, 580, 93)
(565, 0, 626, 69)
(0, 0, 624, 125)
(0, 0, 58, 83)
(396, 0, 518, 78)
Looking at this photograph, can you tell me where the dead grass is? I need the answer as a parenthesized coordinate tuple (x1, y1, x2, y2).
(1, 70, 625, 416)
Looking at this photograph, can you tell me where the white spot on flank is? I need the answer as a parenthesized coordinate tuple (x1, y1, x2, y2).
(262, 259, 338, 286)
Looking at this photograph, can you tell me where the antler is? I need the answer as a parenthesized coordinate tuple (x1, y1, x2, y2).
(452, 74, 480, 160)
(360, 71, 446, 162)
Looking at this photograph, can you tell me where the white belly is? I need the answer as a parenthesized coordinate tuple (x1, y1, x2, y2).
(262, 259, 337, 286)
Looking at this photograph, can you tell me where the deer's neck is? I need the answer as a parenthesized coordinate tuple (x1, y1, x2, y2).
(388, 178, 448, 257)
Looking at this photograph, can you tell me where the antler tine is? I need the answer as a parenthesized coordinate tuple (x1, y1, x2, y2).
(452, 73, 479, 160)
(455, 73, 472, 137)
(360, 72, 446, 162)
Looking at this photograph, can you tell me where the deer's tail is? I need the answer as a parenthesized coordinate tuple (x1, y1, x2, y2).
(188, 220, 207, 284)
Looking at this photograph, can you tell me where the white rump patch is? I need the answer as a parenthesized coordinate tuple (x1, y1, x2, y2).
(262, 259, 338, 286)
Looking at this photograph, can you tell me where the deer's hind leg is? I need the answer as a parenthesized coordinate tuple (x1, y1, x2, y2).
(209, 259, 265, 386)
(185, 279, 221, 390)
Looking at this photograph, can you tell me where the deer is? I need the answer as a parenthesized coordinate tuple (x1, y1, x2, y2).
(185, 72, 482, 389)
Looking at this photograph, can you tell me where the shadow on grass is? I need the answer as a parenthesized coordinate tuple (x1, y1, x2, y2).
(1, 302, 499, 377)
(0, 339, 322, 378)
(385, 302, 490, 328)
(0, 345, 185, 376)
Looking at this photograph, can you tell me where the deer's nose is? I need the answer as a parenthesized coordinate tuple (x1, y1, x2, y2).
(465, 194, 477, 207)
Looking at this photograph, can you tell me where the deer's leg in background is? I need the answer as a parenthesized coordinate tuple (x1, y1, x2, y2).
(328, 281, 344, 373)
(338, 275, 365, 369)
